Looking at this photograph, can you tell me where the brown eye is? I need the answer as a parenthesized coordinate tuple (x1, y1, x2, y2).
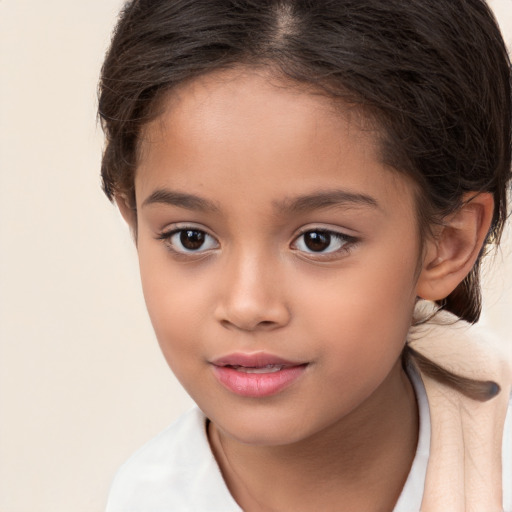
(303, 231, 331, 252)
(292, 229, 355, 256)
(180, 229, 206, 250)
(160, 228, 219, 253)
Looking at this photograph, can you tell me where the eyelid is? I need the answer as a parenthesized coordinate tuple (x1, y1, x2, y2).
(293, 225, 356, 241)
(291, 225, 359, 258)
(156, 221, 215, 239)
(156, 223, 220, 255)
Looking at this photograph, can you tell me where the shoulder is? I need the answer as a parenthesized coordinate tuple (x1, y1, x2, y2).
(408, 311, 512, 510)
(105, 407, 241, 512)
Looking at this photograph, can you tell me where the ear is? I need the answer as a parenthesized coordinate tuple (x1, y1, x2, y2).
(115, 193, 138, 238)
(416, 192, 494, 301)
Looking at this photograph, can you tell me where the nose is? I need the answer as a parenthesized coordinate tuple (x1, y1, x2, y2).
(214, 251, 291, 332)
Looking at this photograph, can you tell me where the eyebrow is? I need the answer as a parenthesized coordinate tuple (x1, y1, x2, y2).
(141, 187, 379, 214)
(141, 189, 220, 212)
(274, 189, 380, 213)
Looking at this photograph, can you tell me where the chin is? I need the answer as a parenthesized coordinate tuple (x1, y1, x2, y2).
(205, 403, 323, 447)
(221, 424, 309, 447)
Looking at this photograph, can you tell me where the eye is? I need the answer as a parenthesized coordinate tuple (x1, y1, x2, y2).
(292, 229, 355, 255)
(158, 228, 219, 254)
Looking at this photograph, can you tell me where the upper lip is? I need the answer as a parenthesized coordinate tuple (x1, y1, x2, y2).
(211, 352, 305, 368)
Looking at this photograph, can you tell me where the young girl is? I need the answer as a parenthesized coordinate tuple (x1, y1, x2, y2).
(99, 1, 511, 510)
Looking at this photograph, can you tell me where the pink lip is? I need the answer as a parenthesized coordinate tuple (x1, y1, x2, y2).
(211, 352, 308, 398)
(212, 352, 302, 368)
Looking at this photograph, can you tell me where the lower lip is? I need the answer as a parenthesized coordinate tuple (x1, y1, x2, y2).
(211, 365, 307, 398)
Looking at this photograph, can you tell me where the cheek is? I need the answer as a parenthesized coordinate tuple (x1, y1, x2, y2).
(138, 250, 211, 361)
(297, 247, 418, 360)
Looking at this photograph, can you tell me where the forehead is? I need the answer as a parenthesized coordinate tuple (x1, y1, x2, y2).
(135, 68, 416, 217)
(140, 68, 374, 162)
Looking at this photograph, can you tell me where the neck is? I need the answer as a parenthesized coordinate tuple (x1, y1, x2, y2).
(208, 360, 418, 512)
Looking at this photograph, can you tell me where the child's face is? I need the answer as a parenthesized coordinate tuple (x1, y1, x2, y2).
(131, 69, 424, 446)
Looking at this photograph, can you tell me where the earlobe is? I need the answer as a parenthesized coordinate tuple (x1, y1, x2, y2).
(416, 192, 494, 301)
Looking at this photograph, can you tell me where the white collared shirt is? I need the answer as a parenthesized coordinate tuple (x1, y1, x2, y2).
(105, 367, 512, 511)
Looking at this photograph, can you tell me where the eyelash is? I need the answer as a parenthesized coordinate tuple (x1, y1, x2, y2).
(290, 228, 358, 261)
(156, 226, 358, 259)
(156, 227, 219, 256)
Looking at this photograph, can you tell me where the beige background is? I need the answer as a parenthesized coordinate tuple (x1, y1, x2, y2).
(0, 1, 510, 511)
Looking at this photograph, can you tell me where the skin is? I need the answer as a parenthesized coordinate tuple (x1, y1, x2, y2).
(119, 68, 494, 511)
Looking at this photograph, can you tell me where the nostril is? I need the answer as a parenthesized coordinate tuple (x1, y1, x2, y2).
(214, 292, 291, 331)
(219, 317, 282, 332)
(220, 319, 232, 330)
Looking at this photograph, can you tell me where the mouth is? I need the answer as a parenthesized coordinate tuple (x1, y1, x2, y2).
(225, 364, 287, 374)
(211, 353, 308, 397)
(212, 352, 304, 368)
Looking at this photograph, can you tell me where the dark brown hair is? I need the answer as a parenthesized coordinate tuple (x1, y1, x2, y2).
(98, 0, 511, 397)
